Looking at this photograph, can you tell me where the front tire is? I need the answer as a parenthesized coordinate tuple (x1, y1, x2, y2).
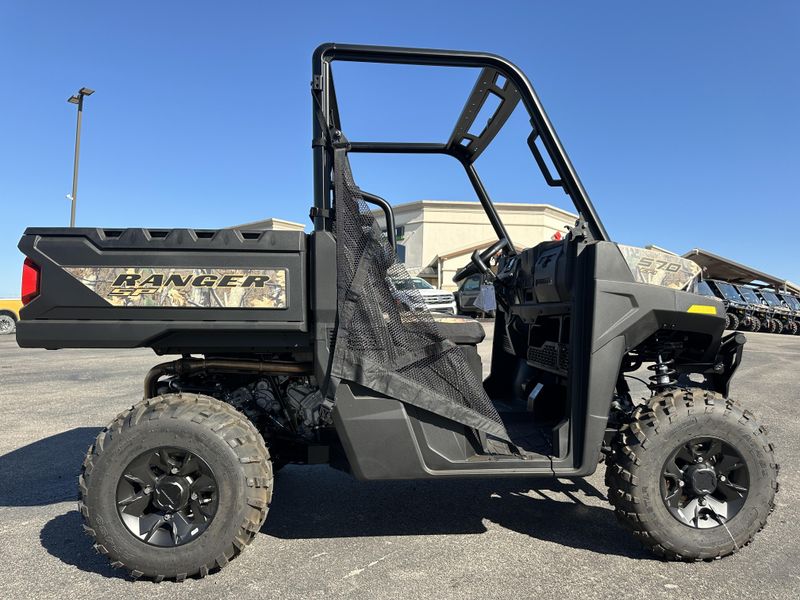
(605, 388, 777, 561)
(727, 313, 740, 331)
(79, 393, 272, 581)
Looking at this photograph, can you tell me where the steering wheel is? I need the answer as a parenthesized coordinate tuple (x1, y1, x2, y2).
(453, 238, 509, 283)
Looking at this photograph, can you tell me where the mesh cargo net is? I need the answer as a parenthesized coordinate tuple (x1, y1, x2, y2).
(329, 140, 510, 444)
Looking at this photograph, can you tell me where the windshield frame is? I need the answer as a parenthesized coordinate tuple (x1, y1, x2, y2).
(713, 281, 744, 303)
(759, 290, 783, 307)
(736, 286, 761, 304)
(781, 294, 800, 310)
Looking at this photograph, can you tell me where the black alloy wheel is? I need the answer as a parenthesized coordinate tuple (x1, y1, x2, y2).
(661, 437, 749, 529)
(116, 446, 219, 547)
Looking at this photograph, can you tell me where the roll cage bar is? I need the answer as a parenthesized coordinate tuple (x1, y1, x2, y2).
(311, 43, 610, 246)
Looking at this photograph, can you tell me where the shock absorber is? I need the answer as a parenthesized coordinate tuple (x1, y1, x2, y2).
(648, 352, 677, 392)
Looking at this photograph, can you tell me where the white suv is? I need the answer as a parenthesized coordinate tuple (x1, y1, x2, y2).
(389, 277, 457, 315)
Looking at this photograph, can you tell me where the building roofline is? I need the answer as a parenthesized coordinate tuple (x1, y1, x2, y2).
(372, 199, 577, 221)
(230, 217, 306, 230)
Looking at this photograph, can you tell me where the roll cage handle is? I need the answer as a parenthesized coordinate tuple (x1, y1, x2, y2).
(360, 190, 396, 249)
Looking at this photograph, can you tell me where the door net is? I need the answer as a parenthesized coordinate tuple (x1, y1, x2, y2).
(329, 138, 510, 444)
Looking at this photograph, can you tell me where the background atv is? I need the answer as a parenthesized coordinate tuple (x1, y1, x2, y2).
(735, 285, 773, 333)
(756, 289, 793, 334)
(15, 43, 777, 580)
(697, 279, 752, 331)
(777, 292, 800, 334)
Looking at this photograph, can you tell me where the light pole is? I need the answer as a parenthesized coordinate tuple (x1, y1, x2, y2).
(67, 87, 94, 227)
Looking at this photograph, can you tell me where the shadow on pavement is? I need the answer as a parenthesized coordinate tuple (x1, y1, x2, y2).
(263, 465, 652, 560)
(38, 463, 649, 579)
(40, 511, 125, 580)
(0, 427, 101, 506)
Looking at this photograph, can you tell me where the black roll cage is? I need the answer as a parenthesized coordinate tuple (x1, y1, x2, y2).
(311, 43, 610, 247)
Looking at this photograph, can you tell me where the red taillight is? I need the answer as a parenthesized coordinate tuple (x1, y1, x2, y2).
(21, 258, 40, 305)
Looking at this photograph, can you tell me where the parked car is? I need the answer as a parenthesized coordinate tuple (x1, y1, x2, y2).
(454, 273, 495, 317)
(389, 277, 456, 314)
(0, 298, 22, 335)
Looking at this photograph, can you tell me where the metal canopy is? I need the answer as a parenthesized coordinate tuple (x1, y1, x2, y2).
(683, 248, 800, 295)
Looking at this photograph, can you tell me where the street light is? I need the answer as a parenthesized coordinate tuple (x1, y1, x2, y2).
(67, 87, 94, 227)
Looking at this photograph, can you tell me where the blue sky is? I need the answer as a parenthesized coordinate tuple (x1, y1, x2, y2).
(1, 1, 798, 297)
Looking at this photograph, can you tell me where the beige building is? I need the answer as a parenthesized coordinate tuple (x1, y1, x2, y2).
(373, 200, 576, 290)
(232, 217, 307, 232)
(236, 200, 577, 292)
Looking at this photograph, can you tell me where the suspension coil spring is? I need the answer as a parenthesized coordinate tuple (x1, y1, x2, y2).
(647, 356, 677, 391)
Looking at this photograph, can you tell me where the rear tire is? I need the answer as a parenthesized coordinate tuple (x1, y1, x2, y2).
(605, 388, 777, 561)
(0, 312, 16, 335)
(727, 313, 740, 331)
(79, 393, 272, 581)
(773, 320, 784, 335)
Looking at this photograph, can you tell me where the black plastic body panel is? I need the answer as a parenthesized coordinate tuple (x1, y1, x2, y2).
(17, 227, 311, 353)
(333, 382, 555, 480)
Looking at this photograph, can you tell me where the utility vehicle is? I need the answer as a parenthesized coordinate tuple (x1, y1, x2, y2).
(756, 289, 794, 335)
(735, 285, 773, 333)
(777, 292, 800, 334)
(696, 279, 753, 331)
(16, 44, 777, 581)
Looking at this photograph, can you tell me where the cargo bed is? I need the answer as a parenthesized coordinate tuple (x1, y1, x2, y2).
(17, 227, 309, 354)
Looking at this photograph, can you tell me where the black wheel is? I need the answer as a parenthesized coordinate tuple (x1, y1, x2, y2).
(723, 313, 731, 330)
(794, 321, 800, 335)
(0, 311, 16, 335)
(748, 316, 761, 332)
(773, 320, 784, 335)
(80, 393, 272, 581)
(761, 318, 775, 333)
(727, 313, 740, 331)
(606, 388, 777, 560)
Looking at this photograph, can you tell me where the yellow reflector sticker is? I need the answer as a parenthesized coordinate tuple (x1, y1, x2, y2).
(687, 304, 718, 315)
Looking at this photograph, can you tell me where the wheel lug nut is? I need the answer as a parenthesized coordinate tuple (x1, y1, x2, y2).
(143, 486, 152, 494)
(720, 475, 726, 482)
(191, 492, 198, 500)
(171, 467, 179, 474)
(697, 457, 703, 463)
(164, 513, 172, 520)
(678, 481, 685, 487)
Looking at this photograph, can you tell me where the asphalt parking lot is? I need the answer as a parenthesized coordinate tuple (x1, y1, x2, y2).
(0, 328, 798, 599)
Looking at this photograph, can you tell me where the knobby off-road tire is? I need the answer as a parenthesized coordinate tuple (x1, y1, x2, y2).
(605, 388, 777, 561)
(79, 393, 272, 581)
(727, 313, 740, 331)
(747, 316, 761, 332)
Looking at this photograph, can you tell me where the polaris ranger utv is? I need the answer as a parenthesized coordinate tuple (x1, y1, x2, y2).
(735, 284, 773, 333)
(697, 279, 755, 331)
(16, 44, 777, 581)
(756, 288, 795, 335)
